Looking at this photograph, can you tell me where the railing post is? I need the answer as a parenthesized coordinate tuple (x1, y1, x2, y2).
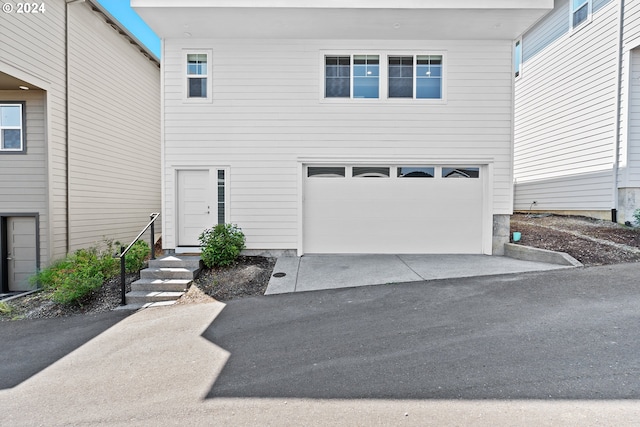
(120, 245, 126, 306)
(150, 214, 156, 260)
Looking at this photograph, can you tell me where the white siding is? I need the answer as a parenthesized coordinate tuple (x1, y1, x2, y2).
(162, 38, 514, 250)
(0, 2, 66, 264)
(67, 2, 161, 250)
(514, 0, 619, 212)
(620, 4, 640, 189)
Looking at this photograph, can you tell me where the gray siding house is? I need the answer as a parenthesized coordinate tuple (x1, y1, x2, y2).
(0, 0, 161, 292)
(514, 0, 640, 224)
(135, 0, 553, 257)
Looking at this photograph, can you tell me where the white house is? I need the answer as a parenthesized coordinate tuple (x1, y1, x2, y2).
(134, 0, 553, 256)
(0, 0, 160, 292)
(514, 0, 640, 224)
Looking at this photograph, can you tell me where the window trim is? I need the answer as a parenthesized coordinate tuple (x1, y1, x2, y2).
(570, 0, 592, 31)
(0, 101, 26, 154)
(320, 51, 446, 104)
(183, 49, 213, 103)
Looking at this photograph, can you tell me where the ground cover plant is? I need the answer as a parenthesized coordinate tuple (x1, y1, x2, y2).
(29, 240, 150, 305)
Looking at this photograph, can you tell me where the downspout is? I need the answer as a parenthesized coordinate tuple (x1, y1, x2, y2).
(612, 0, 625, 223)
(64, 0, 85, 253)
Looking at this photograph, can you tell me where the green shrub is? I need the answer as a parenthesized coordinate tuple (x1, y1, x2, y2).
(124, 240, 150, 273)
(0, 301, 14, 316)
(634, 208, 640, 226)
(199, 223, 246, 268)
(30, 241, 122, 305)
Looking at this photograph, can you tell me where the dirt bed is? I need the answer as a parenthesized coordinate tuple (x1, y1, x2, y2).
(511, 213, 640, 266)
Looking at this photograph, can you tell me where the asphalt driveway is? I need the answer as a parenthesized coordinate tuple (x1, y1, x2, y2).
(2, 264, 640, 425)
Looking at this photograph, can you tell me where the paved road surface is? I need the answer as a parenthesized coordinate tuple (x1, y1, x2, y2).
(1, 263, 640, 425)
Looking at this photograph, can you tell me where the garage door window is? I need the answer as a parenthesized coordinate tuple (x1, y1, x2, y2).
(442, 167, 480, 178)
(353, 167, 390, 178)
(308, 166, 346, 177)
(398, 167, 434, 178)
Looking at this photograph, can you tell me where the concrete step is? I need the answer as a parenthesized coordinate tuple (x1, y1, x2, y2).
(140, 267, 196, 280)
(149, 256, 201, 269)
(125, 290, 185, 305)
(130, 278, 192, 292)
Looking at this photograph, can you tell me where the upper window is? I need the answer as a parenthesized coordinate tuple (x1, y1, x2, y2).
(0, 103, 24, 152)
(185, 51, 212, 101)
(324, 52, 444, 101)
(514, 39, 522, 78)
(187, 53, 207, 98)
(571, 0, 591, 29)
(389, 55, 442, 99)
(325, 55, 380, 99)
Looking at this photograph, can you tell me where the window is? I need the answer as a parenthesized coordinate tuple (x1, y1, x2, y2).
(325, 55, 379, 99)
(398, 167, 434, 178)
(514, 39, 522, 78)
(571, 0, 591, 29)
(442, 167, 480, 178)
(323, 52, 445, 101)
(185, 51, 212, 101)
(325, 56, 351, 98)
(389, 55, 442, 99)
(353, 167, 390, 178)
(217, 170, 225, 224)
(0, 103, 24, 152)
(353, 55, 379, 98)
(308, 166, 346, 177)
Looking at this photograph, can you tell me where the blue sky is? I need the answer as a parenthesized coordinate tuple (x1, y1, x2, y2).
(96, 0, 161, 58)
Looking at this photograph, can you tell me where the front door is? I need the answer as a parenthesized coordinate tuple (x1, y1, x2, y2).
(177, 170, 214, 247)
(6, 217, 37, 291)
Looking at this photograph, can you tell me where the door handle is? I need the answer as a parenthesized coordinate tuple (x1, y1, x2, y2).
(6, 257, 13, 261)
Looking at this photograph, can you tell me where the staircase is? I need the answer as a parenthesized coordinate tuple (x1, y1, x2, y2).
(125, 255, 202, 307)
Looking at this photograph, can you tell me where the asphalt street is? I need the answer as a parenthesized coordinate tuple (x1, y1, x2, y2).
(1, 263, 640, 425)
(206, 263, 640, 401)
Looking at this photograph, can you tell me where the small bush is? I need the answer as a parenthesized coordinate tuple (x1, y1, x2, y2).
(199, 224, 246, 268)
(634, 208, 640, 226)
(124, 240, 150, 273)
(0, 301, 14, 316)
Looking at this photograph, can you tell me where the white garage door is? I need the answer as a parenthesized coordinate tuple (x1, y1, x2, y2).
(303, 165, 484, 254)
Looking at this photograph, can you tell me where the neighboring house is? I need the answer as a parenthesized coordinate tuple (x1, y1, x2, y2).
(0, 0, 160, 293)
(134, 0, 552, 257)
(514, 0, 640, 224)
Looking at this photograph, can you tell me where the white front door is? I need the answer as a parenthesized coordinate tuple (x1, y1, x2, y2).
(177, 170, 215, 247)
(7, 216, 37, 291)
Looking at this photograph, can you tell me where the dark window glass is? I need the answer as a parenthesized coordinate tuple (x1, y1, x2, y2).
(217, 170, 225, 224)
(397, 167, 434, 178)
(572, 1, 589, 28)
(353, 167, 390, 177)
(308, 167, 346, 177)
(442, 167, 480, 178)
(325, 56, 350, 98)
(388, 56, 413, 98)
(188, 78, 207, 98)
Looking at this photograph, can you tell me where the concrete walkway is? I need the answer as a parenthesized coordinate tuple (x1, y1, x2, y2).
(266, 253, 575, 295)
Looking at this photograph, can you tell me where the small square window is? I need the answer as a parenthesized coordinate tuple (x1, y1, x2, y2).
(571, 0, 591, 29)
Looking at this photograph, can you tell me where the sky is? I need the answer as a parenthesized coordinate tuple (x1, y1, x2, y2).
(96, 0, 161, 58)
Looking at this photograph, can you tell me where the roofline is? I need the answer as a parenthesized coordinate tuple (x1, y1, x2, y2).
(86, 0, 160, 67)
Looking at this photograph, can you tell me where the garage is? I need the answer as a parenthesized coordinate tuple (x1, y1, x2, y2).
(303, 164, 486, 254)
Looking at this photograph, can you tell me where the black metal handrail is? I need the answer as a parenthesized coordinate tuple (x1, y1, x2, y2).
(119, 212, 160, 305)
